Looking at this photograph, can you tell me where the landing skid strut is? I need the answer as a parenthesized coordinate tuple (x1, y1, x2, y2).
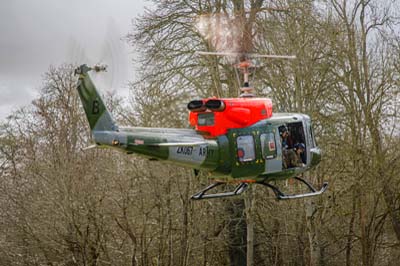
(190, 176, 328, 200)
(260, 177, 328, 200)
(191, 182, 249, 200)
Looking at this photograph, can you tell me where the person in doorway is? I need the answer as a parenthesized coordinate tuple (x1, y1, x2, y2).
(279, 125, 290, 150)
(285, 143, 306, 168)
(280, 125, 291, 168)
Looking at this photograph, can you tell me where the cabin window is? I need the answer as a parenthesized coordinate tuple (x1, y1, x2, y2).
(236, 135, 255, 162)
(261, 133, 277, 159)
(198, 113, 214, 126)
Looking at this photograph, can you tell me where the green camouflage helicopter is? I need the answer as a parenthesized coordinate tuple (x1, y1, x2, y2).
(75, 52, 327, 200)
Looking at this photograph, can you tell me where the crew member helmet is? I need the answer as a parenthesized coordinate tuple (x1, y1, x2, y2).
(295, 143, 305, 150)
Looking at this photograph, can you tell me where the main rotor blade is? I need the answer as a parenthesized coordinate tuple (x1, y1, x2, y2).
(196, 51, 296, 60)
(251, 54, 296, 59)
(195, 51, 240, 57)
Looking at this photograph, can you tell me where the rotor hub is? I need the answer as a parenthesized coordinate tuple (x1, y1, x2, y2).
(235, 59, 256, 97)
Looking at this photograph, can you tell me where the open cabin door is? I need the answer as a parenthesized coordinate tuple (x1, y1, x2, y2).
(280, 121, 308, 169)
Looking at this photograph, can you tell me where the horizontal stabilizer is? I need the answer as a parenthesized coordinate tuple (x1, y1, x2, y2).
(154, 141, 207, 147)
(130, 141, 207, 147)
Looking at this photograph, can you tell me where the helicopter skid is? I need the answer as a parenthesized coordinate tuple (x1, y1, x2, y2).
(190, 182, 249, 200)
(261, 177, 328, 200)
(190, 177, 328, 200)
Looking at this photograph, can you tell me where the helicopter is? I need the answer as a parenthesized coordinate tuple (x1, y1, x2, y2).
(74, 55, 327, 200)
(74, 12, 327, 200)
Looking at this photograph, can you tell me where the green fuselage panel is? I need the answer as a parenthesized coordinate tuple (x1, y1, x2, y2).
(228, 127, 265, 178)
(126, 135, 169, 159)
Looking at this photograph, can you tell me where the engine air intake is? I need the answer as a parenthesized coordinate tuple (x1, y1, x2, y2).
(187, 100, 206, 112)
(205, 99, 225, 111)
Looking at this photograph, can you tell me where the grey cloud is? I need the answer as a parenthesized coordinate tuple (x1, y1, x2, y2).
(0, 0, 145, 119)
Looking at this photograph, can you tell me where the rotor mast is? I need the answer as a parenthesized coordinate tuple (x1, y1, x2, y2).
(236, 58, 255, 97)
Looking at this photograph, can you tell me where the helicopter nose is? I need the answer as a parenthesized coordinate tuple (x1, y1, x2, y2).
(310, 147, 321, 168)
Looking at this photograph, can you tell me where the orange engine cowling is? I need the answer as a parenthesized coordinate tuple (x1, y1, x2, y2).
(188, 97, 273, 137)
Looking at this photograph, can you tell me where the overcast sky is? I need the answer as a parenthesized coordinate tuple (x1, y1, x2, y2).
(0, 0, 147, 120)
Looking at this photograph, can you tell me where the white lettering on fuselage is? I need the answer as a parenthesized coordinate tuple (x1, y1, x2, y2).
(169, 145, 208, 165)
(199, 147, 214, 157)
(175, 146, 214, 157)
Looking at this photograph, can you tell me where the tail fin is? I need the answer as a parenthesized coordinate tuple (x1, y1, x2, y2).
(75, 64, 118, 132)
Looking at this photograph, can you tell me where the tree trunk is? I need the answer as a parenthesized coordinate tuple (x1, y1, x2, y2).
(245, 188, 254, 266)
(382, 183, 400, 242)
(226, 199, 246, 266)
(305, 198, 320, 266)
(345, 193, 356, 266)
